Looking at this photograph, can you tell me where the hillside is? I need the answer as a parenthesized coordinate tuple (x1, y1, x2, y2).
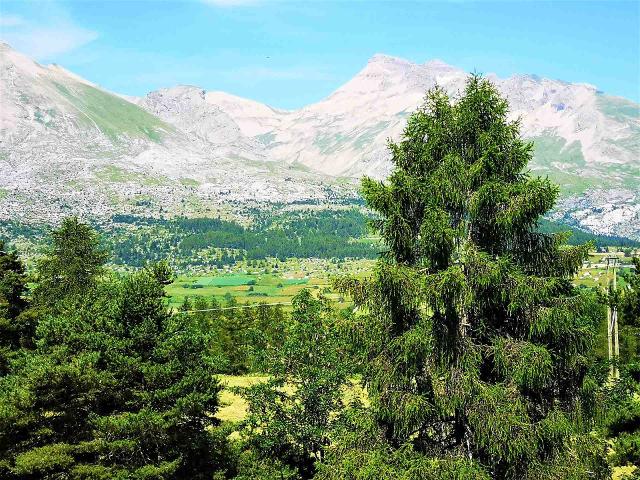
(1, 43, 638, 238)
(0, 43, 352, 226)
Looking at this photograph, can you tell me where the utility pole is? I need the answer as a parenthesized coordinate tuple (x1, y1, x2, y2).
(606, 255, 620, 380)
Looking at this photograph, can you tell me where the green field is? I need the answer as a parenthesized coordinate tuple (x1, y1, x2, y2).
(167, 273, 318, 309)
(164, 258, 370, 309)
(575, 251, 637, 289)
(166, 249, 638, 310)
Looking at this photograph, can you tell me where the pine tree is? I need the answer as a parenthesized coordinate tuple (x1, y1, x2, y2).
(331, 77, 608, 479)
(621, 257, 640, 332)
(237, 290, 348, 478)
(33, 217, 108, 307)
(0, 255, 225, 477)
(0, 240, 28, 321)
(621, 258, 640, 366)
(0, 240, 31, 373)
(246, 303, 287, 372)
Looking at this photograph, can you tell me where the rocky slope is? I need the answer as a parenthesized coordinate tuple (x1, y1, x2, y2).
(1, 43, 638, 238)
(0, 43, 353, 226)
(147, 54, 640, 238)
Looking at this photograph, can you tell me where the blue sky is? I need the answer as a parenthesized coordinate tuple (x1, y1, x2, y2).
(1, 0, 638, 109)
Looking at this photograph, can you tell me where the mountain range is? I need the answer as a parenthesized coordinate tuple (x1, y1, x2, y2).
(1, 43, 638, 238)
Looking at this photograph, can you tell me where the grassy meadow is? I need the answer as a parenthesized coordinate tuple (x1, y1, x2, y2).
(165, 249, 638, 311)
(215, 375, 369, 423)
(165, 258, 374, 310)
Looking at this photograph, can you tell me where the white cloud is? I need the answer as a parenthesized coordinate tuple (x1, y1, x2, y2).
(0, 4, 97, 60)
(3, 25, 98, 60)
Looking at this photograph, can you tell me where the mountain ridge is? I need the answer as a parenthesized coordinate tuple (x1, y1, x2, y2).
(1, 43, 638, 238)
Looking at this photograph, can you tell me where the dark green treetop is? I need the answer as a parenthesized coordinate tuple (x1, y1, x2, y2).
(0, 256, 224, 478)
(332, 76, 608, 479)
(622, 257, 640, 329)
(0, 240, 28, 321)
(33, 217, 108, 306)
(0, 241, 31, 372)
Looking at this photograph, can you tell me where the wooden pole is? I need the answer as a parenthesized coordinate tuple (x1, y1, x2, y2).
(607, 259, 613, 378)
(606, 255, 620, 380)
(612, 257, 619, 379)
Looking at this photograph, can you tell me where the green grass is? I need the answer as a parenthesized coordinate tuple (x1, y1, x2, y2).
(597, 94, 640, 121)
(54, 81, 172, 143)
(531, 134, 586, 168)
(195, 275, 256, 287)
(313, 132, 350, 154)
(216, 374, 270, 422)
(164, 249, 636, 310)
(179, 178, 201, 187)
(165, 262, 354, 309)
(527, 134, 611, 195)
(166, 272, 307, 308)
(352, 121, 391, 150)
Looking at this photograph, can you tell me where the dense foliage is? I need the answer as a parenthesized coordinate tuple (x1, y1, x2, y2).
(235, 290, 349, 478)
(536, 218, 640, 249)
(333, 77, 609, 478)
(32, 217, 109, 306)
(621, 257, 640, 333)
(603, 258, 640, 476)
(2, 207, 635, 273)
(179, 294, 288, 375)
(107, 209, 378, 268)
(0, 240, 30, 372)
(0, 220, 227, 479)
(1, 78, 637, 480)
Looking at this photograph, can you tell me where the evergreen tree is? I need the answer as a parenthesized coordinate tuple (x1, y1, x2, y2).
(331, 77, 608, 479)
(604, 380, 640, 477)
(237, 290, 348, 478)
(33, 217, 108, 306)
(0, 264, 225, 478)
(0, 240, 28, 320)
(246, 303, 287, 372)
(621, 257, 640, 331)
(222, 297, 253, 374)
(0, 240, 31, 372)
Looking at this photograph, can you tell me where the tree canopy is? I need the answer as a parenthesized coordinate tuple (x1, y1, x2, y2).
(237, 290, 348, 478)
(332, 76, 608, 479)
(0, 221, 226, 479)
(32, 217, 109, 306)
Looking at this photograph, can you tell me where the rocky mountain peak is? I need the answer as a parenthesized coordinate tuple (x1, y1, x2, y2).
(0, 46, 638, 239)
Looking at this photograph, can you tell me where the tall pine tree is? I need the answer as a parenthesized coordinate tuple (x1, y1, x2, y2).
(33, 217, 108, 307)
(331, 77, 608, 479)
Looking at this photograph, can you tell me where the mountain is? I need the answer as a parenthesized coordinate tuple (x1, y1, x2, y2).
(142, 53, 640, 238)
(0, 43, 352, 226)
(1, 43, 638, 238)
